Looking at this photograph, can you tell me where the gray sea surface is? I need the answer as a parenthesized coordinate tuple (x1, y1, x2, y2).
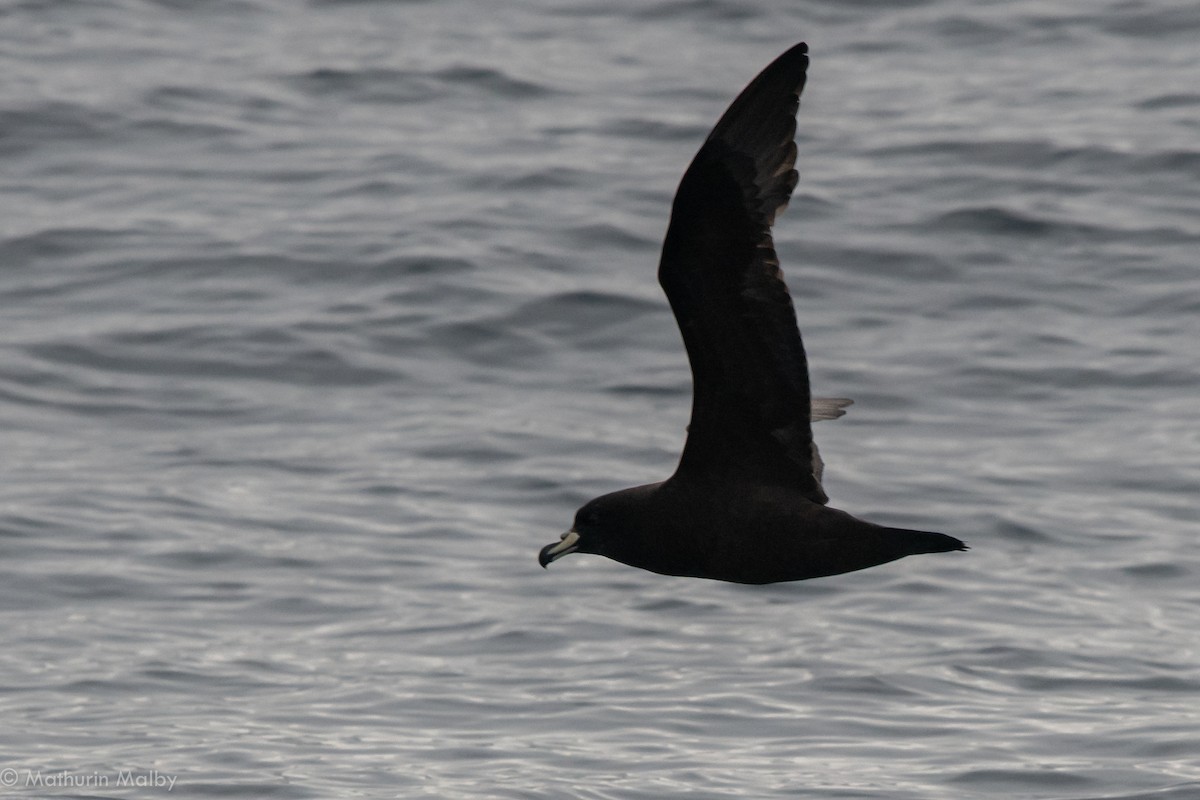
(2, 1, 1198, 798)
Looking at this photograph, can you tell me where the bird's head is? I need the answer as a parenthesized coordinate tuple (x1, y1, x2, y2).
(539, 485, 660, 569)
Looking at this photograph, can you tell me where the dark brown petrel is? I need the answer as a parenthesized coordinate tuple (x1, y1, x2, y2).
(539, 43, 966, 584)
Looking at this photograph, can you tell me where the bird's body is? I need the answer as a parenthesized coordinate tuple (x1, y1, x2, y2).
(539, 42, 966, 584)
(563, 479, 961, 585)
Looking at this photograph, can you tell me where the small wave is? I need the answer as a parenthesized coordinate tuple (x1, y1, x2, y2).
(288, 65, 553, 104)
(930, 205, 1103, 239)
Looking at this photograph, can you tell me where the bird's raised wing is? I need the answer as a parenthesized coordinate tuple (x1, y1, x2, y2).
(657, 43, 830, 503)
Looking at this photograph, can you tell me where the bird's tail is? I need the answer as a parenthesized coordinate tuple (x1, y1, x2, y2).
(889, 527, 968, 554)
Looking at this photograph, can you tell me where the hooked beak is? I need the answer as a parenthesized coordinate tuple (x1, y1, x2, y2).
(539, 529, 580, 568)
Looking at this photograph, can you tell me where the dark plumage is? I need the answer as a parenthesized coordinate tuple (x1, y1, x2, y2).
(539, 43, 966, 584)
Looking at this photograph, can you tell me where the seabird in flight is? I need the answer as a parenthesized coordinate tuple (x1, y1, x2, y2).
(539, 42, 967, 584)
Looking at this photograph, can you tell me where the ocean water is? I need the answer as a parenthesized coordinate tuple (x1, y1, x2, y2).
(1, 0, 1198, 798)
